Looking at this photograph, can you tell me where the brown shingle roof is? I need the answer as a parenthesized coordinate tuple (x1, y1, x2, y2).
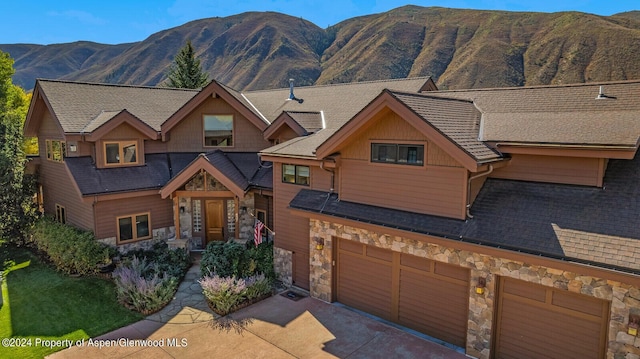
(38, 79, 198, 133)
(388, 91, 502, 163)
(429, 80, 640, 146)
(285, 111, 323, 133)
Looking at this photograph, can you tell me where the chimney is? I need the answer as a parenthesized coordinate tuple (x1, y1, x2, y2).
(289, 79, 295, 100)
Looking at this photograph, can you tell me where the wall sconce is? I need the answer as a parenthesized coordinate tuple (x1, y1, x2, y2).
(241, 206, 247, 214)
(629, 314, 640, 336)
(314, 237, 324, 250)
(475, 277, 486, 295)
(68, 144, 77, 152)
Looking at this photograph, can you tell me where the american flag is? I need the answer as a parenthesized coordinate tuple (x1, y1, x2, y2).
(254, 219, 265, 247)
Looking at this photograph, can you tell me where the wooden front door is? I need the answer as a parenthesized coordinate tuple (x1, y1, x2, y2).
(205, 200, 225, 243)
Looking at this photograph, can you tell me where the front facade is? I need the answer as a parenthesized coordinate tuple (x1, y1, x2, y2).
(25, 76, 640, 358)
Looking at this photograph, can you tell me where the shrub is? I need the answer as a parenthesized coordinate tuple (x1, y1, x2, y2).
(120, 241, 191, 280)
(28, 217, 115, 276)
(200, 241, 274, 280)
(199, 273, 272, 316)
(112, 256, 178, 314)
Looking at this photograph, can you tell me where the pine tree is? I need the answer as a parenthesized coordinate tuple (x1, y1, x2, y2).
(165, 41, 209, 89)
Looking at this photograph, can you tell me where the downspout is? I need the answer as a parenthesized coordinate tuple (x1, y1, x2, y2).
(466, 164, 493, 219)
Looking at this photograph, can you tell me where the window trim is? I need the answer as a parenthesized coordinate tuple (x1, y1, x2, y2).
(55, 203, 66, 224)
(282, 164, 310, 186)
(45, 139, 66, 162)
(370, 142, 425, 167)
(116, 212, 151, 244)
(103, 140, 140, 167)
(203, 114, 234, 148)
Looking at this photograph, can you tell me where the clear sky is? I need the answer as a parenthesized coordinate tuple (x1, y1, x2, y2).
(2, 0, 638, 45)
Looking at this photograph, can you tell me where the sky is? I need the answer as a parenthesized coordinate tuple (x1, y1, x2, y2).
(2, 0, 638, 45)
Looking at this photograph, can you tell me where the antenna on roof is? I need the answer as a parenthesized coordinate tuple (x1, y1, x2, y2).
(288, 79, 304, 104)
(596, 85, 615, 100)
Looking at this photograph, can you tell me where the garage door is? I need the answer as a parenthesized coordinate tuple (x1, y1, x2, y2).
(493, 277, 609, 359)
(336, 238, 470, 347)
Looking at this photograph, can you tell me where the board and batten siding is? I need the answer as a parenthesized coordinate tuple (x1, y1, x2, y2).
(94, 194, 173, 239)
(38, 111, 94, 231)
(166, 97, 270, 152)
(491, 154, 604, 187)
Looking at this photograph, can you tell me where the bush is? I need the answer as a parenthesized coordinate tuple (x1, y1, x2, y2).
(112, 256, 178, 314)
(28, 217, 115, 276)
(199, 273, 272, 316)
(120, 241, 191, 280)
(200, 241, 274, 280)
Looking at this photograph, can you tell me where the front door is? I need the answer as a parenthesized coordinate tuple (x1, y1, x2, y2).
(206, 200, 225, 243)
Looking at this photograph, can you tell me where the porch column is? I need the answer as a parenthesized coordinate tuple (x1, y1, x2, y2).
(173, 195, 181, 239)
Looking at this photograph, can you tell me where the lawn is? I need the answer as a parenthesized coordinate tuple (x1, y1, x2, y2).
(0, 244, 143, 358)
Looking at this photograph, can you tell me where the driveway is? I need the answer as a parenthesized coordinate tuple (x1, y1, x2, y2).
(48, 293, 469, 358)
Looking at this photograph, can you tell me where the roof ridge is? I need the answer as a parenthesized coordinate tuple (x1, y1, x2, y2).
(244, 76, 432, 94)
(37, 78, 200, 92)
(436, 78, 640, 94)
(388, 89, 475, 104)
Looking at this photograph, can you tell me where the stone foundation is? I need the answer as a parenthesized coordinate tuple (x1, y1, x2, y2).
(98, 225, 175, 253)
(309, 219, 640, 359)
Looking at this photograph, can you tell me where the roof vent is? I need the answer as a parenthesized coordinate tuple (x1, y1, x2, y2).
(596, 85, 615, 100)
(288, 79, 304, 104)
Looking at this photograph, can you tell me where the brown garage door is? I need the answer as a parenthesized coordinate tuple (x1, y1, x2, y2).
(336, 238, 470, 347)
(493, 277, 609, 359)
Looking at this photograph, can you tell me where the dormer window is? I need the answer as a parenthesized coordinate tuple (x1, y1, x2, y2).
(204, 114, 233, 147)
(104, 140, 138, 166)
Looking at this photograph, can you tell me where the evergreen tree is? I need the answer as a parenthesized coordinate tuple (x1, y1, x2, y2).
(0, 51, 37, 243)
(165, 41, 209, 89)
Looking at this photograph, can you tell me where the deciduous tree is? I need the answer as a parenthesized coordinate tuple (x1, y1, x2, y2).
(165, 41, 209, 89)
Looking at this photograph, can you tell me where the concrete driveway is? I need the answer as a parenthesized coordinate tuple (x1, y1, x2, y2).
(48, 293, 468, 358)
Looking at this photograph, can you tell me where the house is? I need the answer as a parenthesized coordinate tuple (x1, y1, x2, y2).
(24, 76, 640, 359)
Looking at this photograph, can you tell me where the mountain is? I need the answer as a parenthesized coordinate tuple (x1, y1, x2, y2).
(2, 6, 640, 91)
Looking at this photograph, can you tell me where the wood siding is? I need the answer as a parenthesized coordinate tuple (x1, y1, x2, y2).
(38, 111, 94, 231)
(144, 139, 168, 154)
(254, 193, 274, 229)
(340, 159, 467, 219)
(493, 277, 609, 359)
(166, 97, 270, 152)
(336, 238, 470, 347)
(94, 194, 173, 239)
(491, 154, 603, 187)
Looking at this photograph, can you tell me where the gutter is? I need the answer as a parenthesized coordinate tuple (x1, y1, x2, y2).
(466, 165, 493, 219)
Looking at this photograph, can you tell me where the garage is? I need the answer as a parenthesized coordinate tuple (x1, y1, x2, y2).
(493, 277, 609, 359)
(335, 238, 470, 347)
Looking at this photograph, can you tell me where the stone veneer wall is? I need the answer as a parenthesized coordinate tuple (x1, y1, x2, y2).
(309, 219, 640, 359)
(274, 246, 293, 286)
(98, 225, 176, 253)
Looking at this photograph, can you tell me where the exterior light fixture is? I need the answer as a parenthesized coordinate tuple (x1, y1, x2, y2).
(314, 237, 325, 250)
(68, 144, 77, 152)
(629, 314, 640, 336)
(476, 277, 486, 295)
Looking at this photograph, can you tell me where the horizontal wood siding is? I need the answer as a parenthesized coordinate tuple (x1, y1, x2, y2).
(38, 111, 94, 231)
(94, 194, 173, 239)
(166, 97, 270, 152)
(340, 159, 467, 219)
(254, 194, 273, 229)
(144, 139, 168, 154)
(491, 154, 602, 187)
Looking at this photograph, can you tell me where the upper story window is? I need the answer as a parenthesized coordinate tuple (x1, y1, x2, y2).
(204, 115, 233, 147)
(282, 164, 310, 186)
(46, 139, 65, 162)
(104, 141, 138, 166)
(371, 143, 424, 166)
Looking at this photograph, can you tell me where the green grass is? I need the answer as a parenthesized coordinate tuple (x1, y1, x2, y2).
(0, 244, 143, 358)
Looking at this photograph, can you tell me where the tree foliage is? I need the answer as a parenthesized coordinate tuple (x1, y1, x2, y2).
(165, 41, 209, 89)
(0, 51, 37, 243)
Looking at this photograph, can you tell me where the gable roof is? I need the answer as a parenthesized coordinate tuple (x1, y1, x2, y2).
(290, 151, 640, 273)
(263, 111, 323, 140)
(255, 77, 436, 157)
(429, 79, 640, 148)
(84, 109, 159, 141)
(315, 89, 503, 170)
(27, 79, 198, 134)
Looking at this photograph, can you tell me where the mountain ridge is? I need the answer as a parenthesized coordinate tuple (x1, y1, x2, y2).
(2, 6, 640, 91)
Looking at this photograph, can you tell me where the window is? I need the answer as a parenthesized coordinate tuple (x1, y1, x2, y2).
(371, 143, 424, 166)
(282, 164, 310, 185)
(46, 140, 66, 162)
(204, 115, 233, 147)
(117, 213, 150, 242)
(192, 200, 202, 233)
(104, 141, 138, 166)
(55, 203, 66, 224)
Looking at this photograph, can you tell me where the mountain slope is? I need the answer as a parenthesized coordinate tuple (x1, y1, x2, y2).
(2, 6, 640, 91)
